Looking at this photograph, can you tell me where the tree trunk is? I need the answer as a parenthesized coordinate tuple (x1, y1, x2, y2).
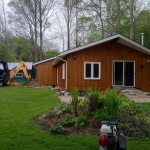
(39, 0, 43, 61)
(130, 0, 134, 40)
(67, 3, 70, 50)
(99, 1, 104, 38)
(34, 0, 38, 62)
(116, 0, 121, 33)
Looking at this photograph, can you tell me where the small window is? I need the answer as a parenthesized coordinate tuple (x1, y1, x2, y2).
(15, 73, 23, 77)
(84, 62, 101, 79)
(62, 63, 65, 79)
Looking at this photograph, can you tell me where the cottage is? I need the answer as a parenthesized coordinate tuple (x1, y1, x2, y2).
(8, 62, 33, 82)
(33, 34, 150, 91)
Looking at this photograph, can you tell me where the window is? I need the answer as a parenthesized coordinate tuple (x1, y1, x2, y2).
(84, 62, 101, 79)
(62, 63, 65, 79)
(0, 63, 4, 70)
(15, 73, 23, 77)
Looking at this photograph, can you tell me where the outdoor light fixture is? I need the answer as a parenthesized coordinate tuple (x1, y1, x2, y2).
(73, 54, 76, 60)
(147, 60, 150, 63)
(140, 64, 144, 69)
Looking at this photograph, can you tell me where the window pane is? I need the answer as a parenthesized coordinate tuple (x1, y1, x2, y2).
(113, 62, 123, 85)
(0, 63, 4, 70)
(93, 64, 99, 78)
(86, 63, 91, 78)
(15, 73, 23, 77)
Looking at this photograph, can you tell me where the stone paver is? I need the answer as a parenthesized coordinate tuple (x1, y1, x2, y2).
(58, 88, 150, 103)
(121, 89, 150, 103)
(58, 95, 72, 103)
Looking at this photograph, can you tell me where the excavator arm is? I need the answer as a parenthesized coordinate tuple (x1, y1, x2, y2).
(9, 61, 31, 81)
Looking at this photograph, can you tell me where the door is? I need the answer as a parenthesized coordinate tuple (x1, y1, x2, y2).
(113, 61, 135, 87)
(124, 62, 134, 86)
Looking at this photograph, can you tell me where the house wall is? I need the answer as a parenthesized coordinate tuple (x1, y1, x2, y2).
(57, 61, 66, 89)
(65, 42, 150, 91)
(36, 60, 57, 85)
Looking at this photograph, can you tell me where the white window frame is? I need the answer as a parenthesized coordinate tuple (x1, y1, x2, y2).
(62, 63, 65, 79)
(84, 62, 101, 80)
(15, 73, 23, 77)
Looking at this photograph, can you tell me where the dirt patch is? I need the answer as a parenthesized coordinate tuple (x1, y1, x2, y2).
(25, 80, 44, 87)
(31, 113, 100, 136)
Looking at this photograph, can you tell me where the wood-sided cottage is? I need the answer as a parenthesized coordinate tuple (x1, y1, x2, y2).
(33, 34, 150, 91)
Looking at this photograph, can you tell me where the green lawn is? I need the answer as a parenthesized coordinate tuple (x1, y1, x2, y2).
(0, 86, 149, 150)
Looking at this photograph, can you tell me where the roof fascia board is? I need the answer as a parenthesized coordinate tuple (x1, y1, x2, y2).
(33, 56, 57, 66)
(59, 34, 120, 57)
(118, 34, 150, 55)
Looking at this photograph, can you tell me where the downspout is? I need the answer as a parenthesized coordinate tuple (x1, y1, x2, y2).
(57, 57, 68, 90)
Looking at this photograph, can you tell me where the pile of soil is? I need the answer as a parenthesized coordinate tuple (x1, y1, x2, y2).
(25, 79, 43, 87)
(32, 113, 100, 136)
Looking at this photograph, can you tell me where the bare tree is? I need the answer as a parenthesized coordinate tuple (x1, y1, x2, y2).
(59, 0, 82, 50)
(0, 0, 9, 60)
(8, 0, 55, 62)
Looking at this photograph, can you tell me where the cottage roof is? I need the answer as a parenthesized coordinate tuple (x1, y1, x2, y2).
(33, 57, 56, 66)
(8, 62, 33, 70)
(34, 34, 150, 66)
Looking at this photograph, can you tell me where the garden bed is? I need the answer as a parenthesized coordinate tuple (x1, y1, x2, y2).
(32, 88, 150, 140)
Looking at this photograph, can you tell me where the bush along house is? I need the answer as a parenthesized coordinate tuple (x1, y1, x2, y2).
(33, 34, 150, 91)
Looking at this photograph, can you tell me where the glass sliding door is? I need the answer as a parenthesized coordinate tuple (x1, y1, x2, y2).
(124, 62, 134, 86)
(113, 62, 123, 86)
(113, 61, 135, 87)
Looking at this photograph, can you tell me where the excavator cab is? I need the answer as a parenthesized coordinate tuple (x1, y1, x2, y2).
(0, 61, 10, 86)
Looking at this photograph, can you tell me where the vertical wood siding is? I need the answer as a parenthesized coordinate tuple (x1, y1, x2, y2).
(36, 60, 57, 85)
(57, 62, 66, 89)
(66, 42, 150, 91)
(35, 41, 150, 91)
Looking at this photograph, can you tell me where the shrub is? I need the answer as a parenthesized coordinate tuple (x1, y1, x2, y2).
(74, 115, 87, 129)
(118, 113, 150, 139)
(92, 89, 104, 110)
(50, 124, 63, 134)
(85, 87, 93, 94)
(58, 103, 71, 113)
(104, 88, 122, 118)
(78, 98, 86, 109)
(71, 87, 79, 116)
(59, 115, 73, 126)
(92, 109, 113, 121)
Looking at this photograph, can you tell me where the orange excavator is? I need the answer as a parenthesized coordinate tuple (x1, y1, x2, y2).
(0, 61, 31, 86)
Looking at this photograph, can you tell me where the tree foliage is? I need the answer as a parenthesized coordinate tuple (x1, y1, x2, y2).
(43, 50, 59, 59)
(0, 0, 149, 63)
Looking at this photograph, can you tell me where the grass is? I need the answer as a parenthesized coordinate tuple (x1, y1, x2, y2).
(0, 86, 98, 150)
(0, 86, 149, 150)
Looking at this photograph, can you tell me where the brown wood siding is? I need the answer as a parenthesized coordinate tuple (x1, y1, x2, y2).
(36, 60, 57, 85)
(57, 62, 66, 89)
(66, 42, 150, 91)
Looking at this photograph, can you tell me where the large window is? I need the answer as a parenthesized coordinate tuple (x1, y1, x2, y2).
(84, 62, 101, 79)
